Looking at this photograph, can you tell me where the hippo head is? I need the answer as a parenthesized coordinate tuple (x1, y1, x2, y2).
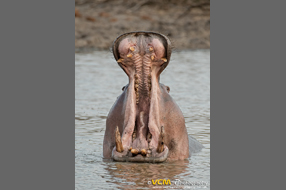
(109, 31, 173, 162)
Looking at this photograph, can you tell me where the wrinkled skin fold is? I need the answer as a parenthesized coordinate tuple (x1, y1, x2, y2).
(103, 31, 189, 162)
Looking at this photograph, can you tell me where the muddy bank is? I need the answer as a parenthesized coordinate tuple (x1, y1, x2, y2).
(75, 0, 210, 52)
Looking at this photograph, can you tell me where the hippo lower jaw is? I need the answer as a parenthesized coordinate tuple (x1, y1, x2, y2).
(111, 118, 169, 163)
(112, 145, 169, 163)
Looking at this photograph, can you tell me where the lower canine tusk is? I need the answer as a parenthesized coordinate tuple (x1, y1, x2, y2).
(156, 126, 165, 153)
(115, 126, 124, 152)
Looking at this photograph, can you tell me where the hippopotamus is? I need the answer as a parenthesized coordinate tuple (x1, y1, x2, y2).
(103, 31, 191, 162)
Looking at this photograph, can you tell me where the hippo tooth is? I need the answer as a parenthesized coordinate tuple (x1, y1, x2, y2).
(117, 58, 124, 63)
(115, 126, 124, 153)
(146, 149, 151, 157)
(129, 147, 132, 151)
(129, 47, 135, 51)
(127, 53, 132, 58)
(147, 132, 152, 143)
(161, 58, 167, 62)
(131, 149, 139, 155)
(156, 126, 165, 153)
(151, 55, 155, 61)
(149, 47, 153, 52)
(132, 128, 136, 142)
(141, 149, 147, 156)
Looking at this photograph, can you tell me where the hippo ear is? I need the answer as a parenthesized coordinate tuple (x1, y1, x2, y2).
(112, 32, 127, 62)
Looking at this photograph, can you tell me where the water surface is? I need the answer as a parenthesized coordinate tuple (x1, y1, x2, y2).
(75, 50, 210, 189)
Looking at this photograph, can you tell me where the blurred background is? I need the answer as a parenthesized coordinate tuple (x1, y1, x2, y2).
(75, 0, 210, 51)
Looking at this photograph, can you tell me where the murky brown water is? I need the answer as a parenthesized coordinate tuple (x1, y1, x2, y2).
(75, 50, 210, 189)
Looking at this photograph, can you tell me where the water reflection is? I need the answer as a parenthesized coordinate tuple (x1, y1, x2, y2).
(102, 160, 190, 189)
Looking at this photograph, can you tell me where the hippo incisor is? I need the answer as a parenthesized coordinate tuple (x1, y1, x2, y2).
(103, 31, 189, 162)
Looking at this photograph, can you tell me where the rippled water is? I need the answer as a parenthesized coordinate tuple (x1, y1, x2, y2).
(75, 50, 210, 189)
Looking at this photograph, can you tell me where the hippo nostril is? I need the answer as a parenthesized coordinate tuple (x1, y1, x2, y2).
(161, 142, 164, 145)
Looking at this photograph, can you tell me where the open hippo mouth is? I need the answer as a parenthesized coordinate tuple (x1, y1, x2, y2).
(110, 31, 172, 163)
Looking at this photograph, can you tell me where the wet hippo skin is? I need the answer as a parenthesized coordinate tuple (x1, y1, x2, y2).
(103, 31, 190, 162)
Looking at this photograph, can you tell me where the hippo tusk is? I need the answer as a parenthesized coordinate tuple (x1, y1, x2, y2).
(115, 126, 124, 153)
(157, 126, 165, 153)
